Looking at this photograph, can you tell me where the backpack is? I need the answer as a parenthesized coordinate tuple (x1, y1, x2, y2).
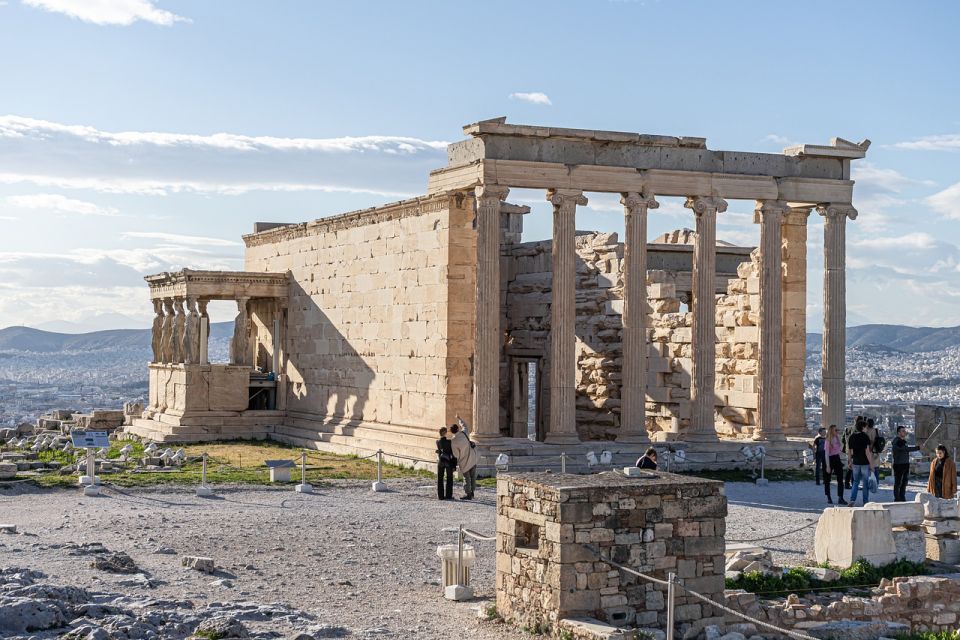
(873, 435, 886, 454)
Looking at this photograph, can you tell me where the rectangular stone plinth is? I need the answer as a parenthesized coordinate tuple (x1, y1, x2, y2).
(496, 471, 726, 634)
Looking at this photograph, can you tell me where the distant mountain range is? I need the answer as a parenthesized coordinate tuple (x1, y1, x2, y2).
(0, 323, 234, 353)
(806, 324, 960, 353)
(2, 322, 960, 354)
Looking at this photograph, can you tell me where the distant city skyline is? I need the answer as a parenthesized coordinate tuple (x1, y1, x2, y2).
(1, 0, 959, 329)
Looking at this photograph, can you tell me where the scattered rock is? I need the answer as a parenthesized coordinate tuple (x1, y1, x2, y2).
(182, 555, 216, 573)
(808, 566, 840, 582)
(91, 552, 139, 574)
(195, 615, 250, 638)
(153, 545, 176, 555)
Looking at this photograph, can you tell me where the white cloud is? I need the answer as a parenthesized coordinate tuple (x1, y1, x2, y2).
(120, 231, 241, 247)
(509, 92, 552, 106)
(851, 163, 935, 191)
(851, 232, 939, 251)
(926, 182, 960, 220)
(763, 134, 799, 147)
(22, 0, 189, 26)
(889, 134, 960, 152)
(0, 115, 449, 198)
(6, 193, 118, 216)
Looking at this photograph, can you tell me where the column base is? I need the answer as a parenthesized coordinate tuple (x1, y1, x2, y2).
(682, 431, 719, 443)
(616, 432, 651, 445)
(544, 433, 582, 446)
(753, 430, 787, 442)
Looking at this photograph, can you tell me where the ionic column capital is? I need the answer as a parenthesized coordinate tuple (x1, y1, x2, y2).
(474, 184, 510, 203)
(684, 195, 728, 216)
(621, 191, 659, 212)
(547, 189, 588, 209)
(816, 203, 858, 221)
(753, 199, 790, 223)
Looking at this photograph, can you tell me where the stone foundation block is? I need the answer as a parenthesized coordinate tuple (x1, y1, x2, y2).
(814, 508, 896, 568)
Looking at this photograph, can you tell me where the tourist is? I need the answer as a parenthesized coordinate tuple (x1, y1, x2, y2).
(841, 417, 862, 489)
(927, 445, 957, 499)
(891, 425, 919, 502)
(809, 427, 826, 485)
(636, 448, 657, 470)
(435, 426, 456, 501)
(824, 424, 847, 505)
(450, 422, 478, 500)
(866, 418, 886, 485)
(846, 420, 875, 506)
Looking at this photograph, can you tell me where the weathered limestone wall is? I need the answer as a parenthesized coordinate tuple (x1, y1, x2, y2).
(502, 233, 768, 440)
(496, 472, 727, 636)
(243, 194, 475, 432)
(916, 404, 960, 459)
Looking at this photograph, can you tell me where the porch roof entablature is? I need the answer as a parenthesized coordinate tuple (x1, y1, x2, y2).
(144, 269, 289, 301)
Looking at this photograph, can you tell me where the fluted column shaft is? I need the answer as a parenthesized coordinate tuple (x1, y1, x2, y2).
(818, 204, 857, 430)
(685, 196, 727, 440)
(546, 189, 588, 444)
(473, 185, 510, 437)
(755, 200, 788, 440)
(618, 192, 658, 443)
(782, 208, 811, 435)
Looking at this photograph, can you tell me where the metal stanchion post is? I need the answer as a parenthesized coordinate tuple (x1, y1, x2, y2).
(561, 452, 567, 474)
(80, 448, 100, 496)
(295, 450, 313, 494)
(371, 449, 386, 492)
(756, 451, 768, 486)
(443, 523, 474, 601)
(196, 451, 213, 496)
(666, 572, 676, 640)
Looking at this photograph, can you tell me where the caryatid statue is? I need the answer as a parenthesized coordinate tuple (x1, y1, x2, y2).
(150, 299, 163, 363)
(183, 296, 201, 365)
(171, 298, 186, 364)
(230, 297, 251, 366)
(160, 299, 174, 363)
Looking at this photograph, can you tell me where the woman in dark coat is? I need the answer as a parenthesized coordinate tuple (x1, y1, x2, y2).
(927, 445, 958, 499)
(636, 448, 658, 470)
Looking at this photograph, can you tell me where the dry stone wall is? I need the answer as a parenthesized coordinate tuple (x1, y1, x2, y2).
(503, 232, 766, 440)
(243, 194, 475, 432)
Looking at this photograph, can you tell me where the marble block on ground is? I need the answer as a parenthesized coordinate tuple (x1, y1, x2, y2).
(916, 493, 959, 519)
(864, 501, 924, 527)
(814, 507, 896, 568)
(891, 528, 926, 564)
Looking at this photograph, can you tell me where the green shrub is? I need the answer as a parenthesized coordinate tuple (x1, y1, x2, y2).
(726, 558, 928, 596)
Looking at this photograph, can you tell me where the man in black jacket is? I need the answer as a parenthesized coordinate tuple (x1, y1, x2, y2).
(436, 427, 456, 500)
(891, 425, 920, 502)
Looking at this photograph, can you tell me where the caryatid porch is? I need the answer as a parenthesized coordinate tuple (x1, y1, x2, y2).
(129, 269, 290, 441)
(432, 118, 868, 460)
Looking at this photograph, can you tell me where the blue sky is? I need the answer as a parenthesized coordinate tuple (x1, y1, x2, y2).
(1, 0, 958, 331)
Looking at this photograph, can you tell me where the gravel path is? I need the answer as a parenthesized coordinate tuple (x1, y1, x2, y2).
(0, 474, 933, 638)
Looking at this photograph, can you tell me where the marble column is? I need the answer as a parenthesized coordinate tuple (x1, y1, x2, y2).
(473, 184, 510, 437)
(546, 188, 588, 444)
(230, 297, 251, 366)
(150, 299, 163, 363)
(618, 192, 658, 443)
(817, 204, 857, 430)
(781, 207, 811, 435)
(754, 200, 789, 441)
(684, 196, 727, 440)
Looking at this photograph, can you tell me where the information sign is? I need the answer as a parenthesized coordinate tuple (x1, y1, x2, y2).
(71, 430, 110, 448)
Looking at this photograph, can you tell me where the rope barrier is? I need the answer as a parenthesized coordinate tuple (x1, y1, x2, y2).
(726, 518, 820, 543)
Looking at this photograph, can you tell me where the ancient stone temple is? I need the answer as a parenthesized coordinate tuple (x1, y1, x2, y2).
(129, 118, 868, 468)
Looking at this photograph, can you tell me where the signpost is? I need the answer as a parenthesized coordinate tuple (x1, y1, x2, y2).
(71, 430, 109, 496)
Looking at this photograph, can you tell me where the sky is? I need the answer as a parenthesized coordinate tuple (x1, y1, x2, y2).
(0, 0, 959, 332)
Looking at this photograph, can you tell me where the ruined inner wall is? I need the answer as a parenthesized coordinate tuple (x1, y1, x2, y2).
(243, 194, 475, 432)
(916, 404, 960, 459)
(503, 233, 776, 440)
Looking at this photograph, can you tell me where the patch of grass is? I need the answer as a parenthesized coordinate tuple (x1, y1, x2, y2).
(896, 632, 960, 640)
(26, 439, 432, 489)
(726, 558, 928, 596)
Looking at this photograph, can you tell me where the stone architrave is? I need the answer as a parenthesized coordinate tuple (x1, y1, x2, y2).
(473, 184, 510, 437)
(754, 200, 788, 441)
(150, 299, 163, 363)
(230, 297, 251, 366)
(183, 296, 200, 365)
(618, 191, 658, 443)
(781, 207, 811, 435)
(171, 298, 186, 364)
(546, 189, 588, 444)
(684, 196, 727, 440)
(160, 298, 174, 364)
(817, 204, 857, 430)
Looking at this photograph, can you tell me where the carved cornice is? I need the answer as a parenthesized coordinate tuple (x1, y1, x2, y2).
(242, 193, 459, 248)
(816, 203, 858, 221)
(144, 269, 289, 301)
(621, 191, 659, 212)
(547, 188, 588, 209)
(684, 196, 728, 216)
